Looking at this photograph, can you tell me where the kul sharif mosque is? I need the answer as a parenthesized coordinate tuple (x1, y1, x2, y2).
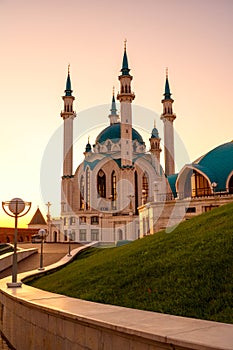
(47, 43, 233, 243)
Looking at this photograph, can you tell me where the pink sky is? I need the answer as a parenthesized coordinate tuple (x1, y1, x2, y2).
(0, 0, 233, 227)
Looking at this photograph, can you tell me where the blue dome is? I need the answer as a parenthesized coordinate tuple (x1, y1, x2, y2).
(96, 123, 144, 145)
(151, 127, 160, 139)
(193, 141, 233, 191)
(85, 142, 92, 152)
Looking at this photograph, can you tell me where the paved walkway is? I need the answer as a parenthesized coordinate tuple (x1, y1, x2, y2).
(0, 242, 82, 279)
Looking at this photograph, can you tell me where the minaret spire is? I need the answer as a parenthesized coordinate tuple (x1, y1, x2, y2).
(65, 64, 73, 96)
(109, 87, 119, 124)
(121, 39, 130, 76)
(149, 121, 162, 174)
(164, 67, 171, 100)
(160, 69, 176, 176)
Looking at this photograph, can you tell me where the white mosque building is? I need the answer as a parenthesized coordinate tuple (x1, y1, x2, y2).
(48, 44, 233, 243)
(49, 44, 176, 243)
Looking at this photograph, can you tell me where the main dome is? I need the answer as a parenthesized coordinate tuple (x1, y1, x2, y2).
(95, 123, 144, 145)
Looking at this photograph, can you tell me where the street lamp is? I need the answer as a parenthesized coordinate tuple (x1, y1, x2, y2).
(67, 229, 72, 257)
(2, 198, 31, 287)
(38, 229, 48, 270)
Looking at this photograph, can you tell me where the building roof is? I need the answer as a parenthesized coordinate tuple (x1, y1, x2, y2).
(175, 141, 233, 194)
(28, 208, 47, 225)
(167, 173, 178, 196)
(121, 46, 130, 76)
(150, 127, 160, 139)
(193, 141, 233, 191)
(95, 123, 144, 145)
(65, 67, 72, 96)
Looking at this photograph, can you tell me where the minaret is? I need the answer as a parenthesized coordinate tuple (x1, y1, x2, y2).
(61, 65, 76, 177)
(60, 65, 76, 213)
(109, 87, 119, 125)
(117, 40, 135, 167)
(160, 69, 176, 176)
(149, 121, 162, 175)
(84, 137, 92, 158)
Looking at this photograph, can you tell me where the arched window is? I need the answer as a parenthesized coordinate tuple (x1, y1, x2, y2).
(111, 171, 117, 209)
(80, 175, 84, 209)
(228, 175, 233, 193)
(97, 169, 106, 198)
(117, 229, 123, 241)
(191, 171, 211, 197)
(142, 172, 149, 202)
(86, 168, 90, 210)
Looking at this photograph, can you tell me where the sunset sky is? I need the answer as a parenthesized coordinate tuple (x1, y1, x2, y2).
(1, 0, 233, 227)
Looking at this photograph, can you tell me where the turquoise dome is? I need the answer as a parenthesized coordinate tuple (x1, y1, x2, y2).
(151, 127, 160, 139)
(85, 142, 92, 152)
(96, 123, 144, 145)
(193, 141, 233, 191)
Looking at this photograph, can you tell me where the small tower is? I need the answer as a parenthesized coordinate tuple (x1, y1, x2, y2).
(84, 137, 92, 158)
(149, 121, 162, 175)
(117, 40, 135, 167)
(160, 69, 176, 176)
(60, 66, 76, 213)
(109, 87, 119, 125)
(61, 65, 76, 177)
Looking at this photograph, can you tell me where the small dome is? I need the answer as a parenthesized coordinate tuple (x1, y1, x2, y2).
(151, 127, 160, 139)
(95, 123, 144, 145)
(85, 142, 92, 153)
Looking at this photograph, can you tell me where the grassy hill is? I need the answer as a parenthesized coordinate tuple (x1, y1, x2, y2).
(28, 202, 233, 323)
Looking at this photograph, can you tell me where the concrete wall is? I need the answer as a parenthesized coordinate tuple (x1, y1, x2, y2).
(0, 247, 38, 272)
(0, 283, 232, 350)
(0, 244, 232, 350)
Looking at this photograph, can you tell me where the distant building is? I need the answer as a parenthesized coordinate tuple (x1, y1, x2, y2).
(0, 227, 38, 244)
(28, 207, 47, 231)
(0, 207, 47, 244)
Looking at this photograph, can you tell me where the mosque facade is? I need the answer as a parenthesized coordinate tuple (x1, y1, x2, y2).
(49, 45, 176, 243)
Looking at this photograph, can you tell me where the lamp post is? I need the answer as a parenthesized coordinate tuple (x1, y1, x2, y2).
(38, 229, 48, 270)
(67, 229, 72, 257)
(99, 213, 103, 241)
(2, 198, 31, 287)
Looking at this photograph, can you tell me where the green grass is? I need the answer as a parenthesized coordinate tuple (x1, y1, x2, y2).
(27, 202, 233, 323)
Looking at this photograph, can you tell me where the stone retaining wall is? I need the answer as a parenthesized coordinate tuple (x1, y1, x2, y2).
(0, 244, 232, 350)
(0, 248, 38, 273)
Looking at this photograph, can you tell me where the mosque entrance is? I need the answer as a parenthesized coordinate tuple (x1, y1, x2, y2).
(117, 229, 123, 241)
(53, 231, 57, 242)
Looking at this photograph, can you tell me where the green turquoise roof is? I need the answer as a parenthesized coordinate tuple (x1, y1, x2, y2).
(85, 142, 92, 153)
(65, 73, 72, 96)
(96, 123, 144, 145)
(121, 50, 130, 76)
(167, 174, 178, 197)
(151, 127, 160, 139)
(110, 94, 117, 115)
(193, 142, 233, 191)
(164, 76, 171, 100)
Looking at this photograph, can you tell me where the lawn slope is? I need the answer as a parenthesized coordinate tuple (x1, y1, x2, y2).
(28, 202, 233, 323)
